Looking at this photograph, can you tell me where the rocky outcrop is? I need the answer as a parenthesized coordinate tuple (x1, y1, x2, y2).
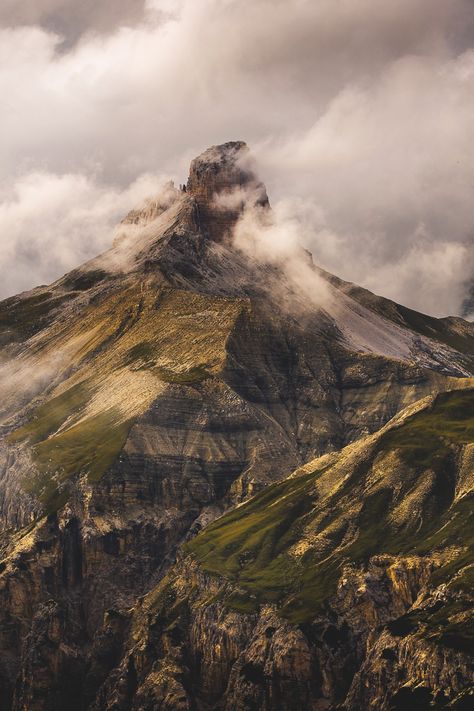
(121, 181, 179, 227)
(186, 141, 268, 243)
(88, 555, 473, 710)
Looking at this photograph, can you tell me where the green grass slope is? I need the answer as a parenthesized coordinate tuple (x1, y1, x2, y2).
(186, 389, 474, 633)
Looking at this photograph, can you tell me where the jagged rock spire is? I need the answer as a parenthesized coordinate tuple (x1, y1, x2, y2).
(187, 141, 268, 241)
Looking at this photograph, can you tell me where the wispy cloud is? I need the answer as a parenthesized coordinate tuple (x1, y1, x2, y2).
(0, 172, 165, 297)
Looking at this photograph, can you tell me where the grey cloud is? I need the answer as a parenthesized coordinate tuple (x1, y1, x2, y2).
(0, 0, 148, 48)
(0, 0, 473, 316)
(463, 286, 474, 319)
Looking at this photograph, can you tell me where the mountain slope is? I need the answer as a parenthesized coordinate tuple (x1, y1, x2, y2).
(0, 141, 472, 710)
(1, 142, 472, 530)
(322, 269, 474, 368)
(101, 388, 474, 710)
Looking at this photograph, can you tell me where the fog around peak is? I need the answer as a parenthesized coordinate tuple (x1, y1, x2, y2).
(0, 0, 473, 317)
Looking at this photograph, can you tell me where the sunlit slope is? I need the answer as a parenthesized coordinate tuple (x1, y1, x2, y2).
(1, 265, 473, 525)
(5, 275, 246, 512)
(185, 388, 474, 639)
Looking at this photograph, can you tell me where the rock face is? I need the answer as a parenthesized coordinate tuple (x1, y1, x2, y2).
(92, 391, 474, 710)
(0, 142, 473, 709)
(186, 141, 269, 242)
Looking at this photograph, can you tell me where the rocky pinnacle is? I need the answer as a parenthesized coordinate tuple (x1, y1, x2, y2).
(186, 140, 269, 241)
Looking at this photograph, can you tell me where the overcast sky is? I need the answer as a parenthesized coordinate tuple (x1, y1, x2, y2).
(0, 0, 473, 317)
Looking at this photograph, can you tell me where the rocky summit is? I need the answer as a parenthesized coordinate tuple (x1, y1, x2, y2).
(0, 142, 473, 710)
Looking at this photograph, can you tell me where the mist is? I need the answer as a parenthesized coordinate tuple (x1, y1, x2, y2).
(0, 172, 167, 298)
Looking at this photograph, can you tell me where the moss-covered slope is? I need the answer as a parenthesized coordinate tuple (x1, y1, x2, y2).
(102, 388, 473, 711)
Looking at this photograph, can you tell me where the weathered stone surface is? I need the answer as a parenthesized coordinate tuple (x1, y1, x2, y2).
(187, 141, 269, 243)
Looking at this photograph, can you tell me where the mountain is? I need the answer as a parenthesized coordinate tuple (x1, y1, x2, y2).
(0, 141, 472, 710)
(99, 388, 474, 711)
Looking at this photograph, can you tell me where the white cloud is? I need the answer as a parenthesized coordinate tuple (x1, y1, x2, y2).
(255, 50, 474, 316)
(0, 171, 165, 298)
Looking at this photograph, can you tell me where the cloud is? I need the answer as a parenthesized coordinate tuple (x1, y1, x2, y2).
(0, 0, 148, 49)
(255, 50, 474, 316)
(0, 0, 473, 315)
(228, 196, 332, 313)
(0, 171, 166, 298)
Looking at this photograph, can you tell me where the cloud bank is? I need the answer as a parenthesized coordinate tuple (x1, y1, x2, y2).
(0, 0, 473, 316)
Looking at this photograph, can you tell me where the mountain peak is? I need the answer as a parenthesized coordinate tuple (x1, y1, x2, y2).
(187, 140, 251, 196)
(186, 140, 268, 241)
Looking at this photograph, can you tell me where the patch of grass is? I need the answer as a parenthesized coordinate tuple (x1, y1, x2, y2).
(185, 467, 330, 620)
(185, 468, 319, 575)
(346, 488, 394, 561)
(378, 389, 474, 470)
(8, 381, 133, 512)
(282, 557, 343, 624)
(123, 342, 157, 367)
(450, 562, 474, 594)
(33, 408, 133, 483)
(224, 590, 259, 614)
(18, 406, 133, 514)
(9, 381, 92, 445)
(435, 614, 474, 654)
(61, 269, 108, 291)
